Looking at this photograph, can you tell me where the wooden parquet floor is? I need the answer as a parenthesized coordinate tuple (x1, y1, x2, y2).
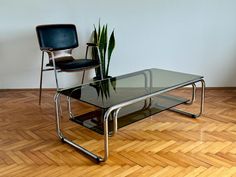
(0, 89, 236, 177)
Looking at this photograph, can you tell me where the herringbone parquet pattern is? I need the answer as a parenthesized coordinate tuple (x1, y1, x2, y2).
(0, 89, 236, 177)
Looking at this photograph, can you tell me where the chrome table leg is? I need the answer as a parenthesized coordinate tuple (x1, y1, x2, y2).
(54, 93, 107, 162)
(185, 83, 196, 105)
(112, 108, 121, 136)
(66, 96, 74, 119)
(169, 79, 205, 118)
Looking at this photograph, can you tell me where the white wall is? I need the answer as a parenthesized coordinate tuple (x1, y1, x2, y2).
(1, 0, 236, 88)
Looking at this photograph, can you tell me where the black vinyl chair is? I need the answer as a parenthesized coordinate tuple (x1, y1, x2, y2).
(36, 24, 103, 104)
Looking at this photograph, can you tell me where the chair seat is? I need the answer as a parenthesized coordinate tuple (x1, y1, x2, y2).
(46, 59, 100, 71)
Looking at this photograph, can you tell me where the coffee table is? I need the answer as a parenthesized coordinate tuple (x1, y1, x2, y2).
(54, 68, 205, 162)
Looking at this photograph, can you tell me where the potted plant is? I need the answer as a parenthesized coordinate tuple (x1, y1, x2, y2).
(92, 21, 115, 79)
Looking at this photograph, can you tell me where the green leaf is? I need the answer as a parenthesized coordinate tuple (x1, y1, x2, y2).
(99, 25, 108, 76)
(93, 24, 102, 78)
(93, 26, 98, 44)
(98, 19, 101, 40)
(106, 30, 115, 76)
(103, 25, 108, 74)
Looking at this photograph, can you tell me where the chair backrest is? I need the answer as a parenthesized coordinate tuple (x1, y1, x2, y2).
(36, 24, 79, 51)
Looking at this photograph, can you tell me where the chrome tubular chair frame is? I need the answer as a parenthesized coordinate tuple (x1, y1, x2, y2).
(37, 24, 104, 105)
(54, 78, 205, 163)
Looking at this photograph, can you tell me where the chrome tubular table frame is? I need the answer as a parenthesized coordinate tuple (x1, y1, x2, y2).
(54, 79, 205, 163)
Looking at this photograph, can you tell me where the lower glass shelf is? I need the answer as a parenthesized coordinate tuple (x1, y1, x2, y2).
(70, 93, 188, 135)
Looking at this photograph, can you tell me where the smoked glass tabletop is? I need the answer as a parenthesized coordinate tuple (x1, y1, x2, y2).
(59, 68, 203, 109)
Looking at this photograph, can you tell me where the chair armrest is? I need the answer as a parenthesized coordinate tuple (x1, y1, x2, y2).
(40, 47, 54, 52)
(86, 43, 97, 47)
(85, 43, 98, 59)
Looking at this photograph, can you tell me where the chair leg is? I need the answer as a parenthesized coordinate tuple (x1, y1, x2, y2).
(50, 54, 63, 115)
(39, 70, 43, 105)
(51, 54, 60, 90)
(82, 45, 89, 84)
(55, 71, 59, 90)
(81, 70, 85, 84)
(39, 52, 44, 105)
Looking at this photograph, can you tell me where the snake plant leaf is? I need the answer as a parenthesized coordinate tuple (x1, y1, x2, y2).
(108, 30, 115, 60)
(93, 24, 103, 78)
(99, 26, 105, 74)
(93, 25, 98, 44)
(103, 25, 108, 74)
(98, 19, 101, 40)
(92, 26, 100, 65)
(99, 25, 108, 76)
(106, 30, 115, 76)
(99, 26, 106, 51)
